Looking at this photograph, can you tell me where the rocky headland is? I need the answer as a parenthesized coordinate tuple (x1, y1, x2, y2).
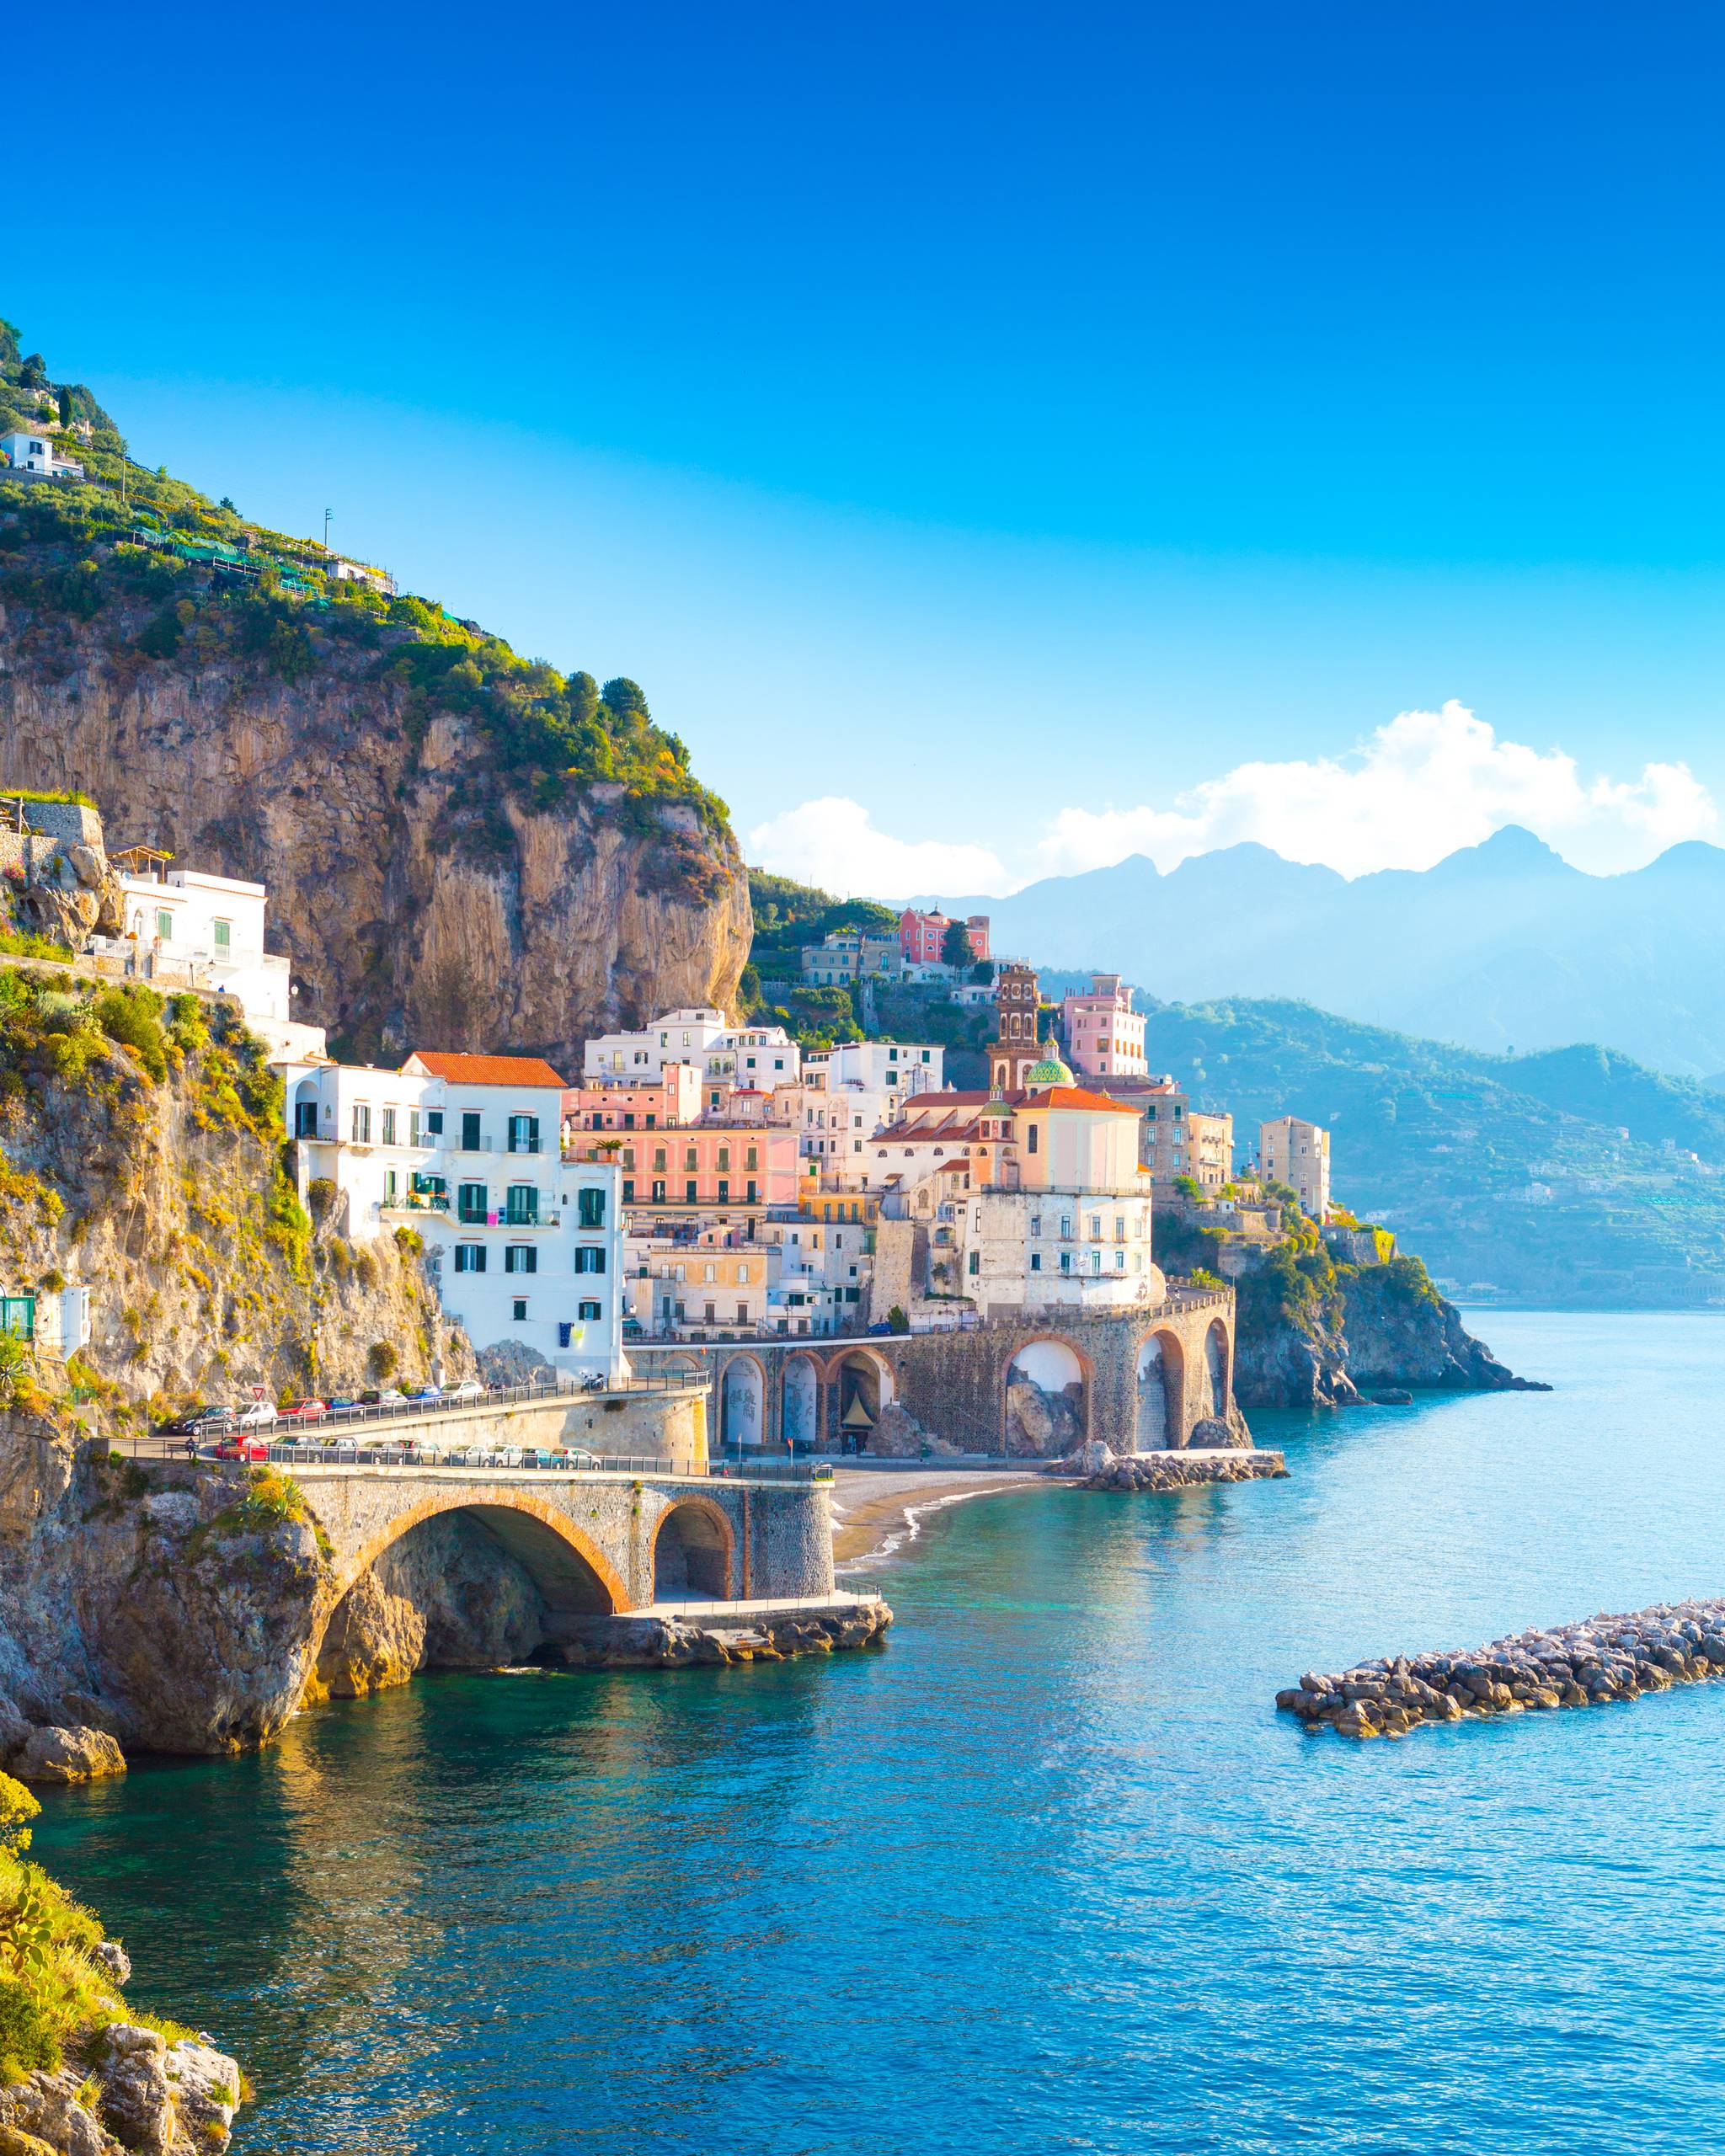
(1277, 1598, 1725, 1739)
(1231, 1246, 1547, 1410)
(1082, 1446, 1288, 1493)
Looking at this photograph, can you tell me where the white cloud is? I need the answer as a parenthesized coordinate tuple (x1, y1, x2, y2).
(747, 796, 1007, 901)
(1032, 702, 1718, 881)
(749, 705, 1719, 899)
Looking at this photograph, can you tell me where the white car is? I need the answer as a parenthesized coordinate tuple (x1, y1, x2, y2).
(236, 1400, 279, 1428)
(447, 1379, 485, 1402)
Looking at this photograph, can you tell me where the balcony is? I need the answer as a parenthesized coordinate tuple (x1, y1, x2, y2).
(381, 1192, 450, 1215)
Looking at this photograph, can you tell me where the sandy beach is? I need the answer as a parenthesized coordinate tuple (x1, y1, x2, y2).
(829, 1466, 1044, 1566)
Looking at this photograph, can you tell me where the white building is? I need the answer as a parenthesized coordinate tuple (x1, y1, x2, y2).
(106, 853, 326, 1059)
(281, 1049, 626, 1383)
(804, 1040, 943, 1096)
(583, 1009, 800, 1092)
(0, 430, 84, 479)
(1258, 1115, 1332, 1221)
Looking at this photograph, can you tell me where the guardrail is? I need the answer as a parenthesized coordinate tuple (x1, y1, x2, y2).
(120, 1433, 832, 1484)
(135, 1368, 708, 1446)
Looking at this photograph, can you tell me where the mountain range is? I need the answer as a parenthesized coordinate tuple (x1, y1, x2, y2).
(1140, 999, 1725, 1307)
(931, 828, 1725, 1080)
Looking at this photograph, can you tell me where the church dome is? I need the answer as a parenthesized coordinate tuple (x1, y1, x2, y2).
(1024, 1050, 1075, 1088)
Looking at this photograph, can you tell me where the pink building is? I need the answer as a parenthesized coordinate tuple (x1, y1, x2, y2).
(1060, 974, 1147, 1079)
(563, 1061, 703, 1136)
(569, 1123, 801, 1232)
(898, 908, 991, 964)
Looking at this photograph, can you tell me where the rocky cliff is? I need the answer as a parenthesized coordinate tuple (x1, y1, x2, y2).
(0, 960, 466, 1406)
(1231, 1248, 1542, 1409)
(0, 339, 751, 1070)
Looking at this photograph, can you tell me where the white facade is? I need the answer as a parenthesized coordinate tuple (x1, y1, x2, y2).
(109, 862, 325, 1059)
(900, 1175, 1159, 1319)
(700, 1024, 800, 1089)
(281, 1051, 626, 1381)
(0, 430, 84, 478)
(805, 1041, 943, 1095)
(584, 1007, 728, 1081)
(760, 1214, 872, 1334)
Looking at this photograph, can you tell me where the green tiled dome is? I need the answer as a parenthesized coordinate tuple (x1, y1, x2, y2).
(1024, 1051, 1075, 1087)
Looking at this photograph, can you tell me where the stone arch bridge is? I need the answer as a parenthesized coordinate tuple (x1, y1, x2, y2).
(294, 1459, 836, 1661)
(630, 1289, 1240, 1460)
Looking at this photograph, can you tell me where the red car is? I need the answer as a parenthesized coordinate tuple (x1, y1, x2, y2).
(280, 1399, 328, 1423)
(213, 1435, 271, 1463)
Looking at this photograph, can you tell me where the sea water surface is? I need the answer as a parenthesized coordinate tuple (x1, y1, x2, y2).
(32, 1310, 1725, 2154)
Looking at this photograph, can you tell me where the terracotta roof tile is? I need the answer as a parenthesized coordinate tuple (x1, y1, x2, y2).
(406, 1050, 569, 1088)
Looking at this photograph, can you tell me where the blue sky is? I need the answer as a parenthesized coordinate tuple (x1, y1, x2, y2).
(13, 1, 1725, 892)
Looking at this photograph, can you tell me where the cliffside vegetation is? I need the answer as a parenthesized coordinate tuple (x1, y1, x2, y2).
(0, 319, 722, 839)
(0, 960, 459, 1413)
(0, 312, 752, 1067)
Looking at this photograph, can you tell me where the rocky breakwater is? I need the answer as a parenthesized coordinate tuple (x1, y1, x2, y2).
(1277, 1598, 1725, 1740)
(553, 1599, 893, 1669)
(1080, 1440, 1288, 1494)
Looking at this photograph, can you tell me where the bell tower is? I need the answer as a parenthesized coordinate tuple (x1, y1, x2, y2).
(989, 961, 1044, 1090)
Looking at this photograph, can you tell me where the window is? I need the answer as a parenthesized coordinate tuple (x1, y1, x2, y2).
(717, 1179, 729, 1202)
(512, 1298, 528, 1321)
(156, 909, 173, 941)
(1060, 1215, 1072, 1239)
(382, 1107, 398, 1146)
(651, 1179, 666, 1202)
(968, 1251, 980, 1275)
(1060, 1251, 1071, 1274)
(212, 918, 231, 954)
(384, 1169, 398, 1202)
(1115, 1250, 1126, 1269)
(684, 1146, 698, 1171)
(653, 1147, 667, 1172)
(578, 1187, 606, 1229)
(1030, 1251, 1042, 1272)
(574, 1247, 607, 1274)
(425, 1110, 443, 1136)
(457, 1183, 487, 1224)
(505, 1245, 537, 1275)
(462, 1111, 482, 1150)
(505, 1184, 538, 1225)
(738, 1262, 750, 1283)
(1090, 1215, 1102, 1239)
(622, 1179, 635, 1202)
(1029, 1216, 1041, 1237)
(578, 1299, 602, 1321)
(685, 1179, 697, 1203)
(409, 1109, 423, 1145)
(1028, 1125, 1039, 1154)
(351, 1104, 371, 1143)
(455, 1244, 485, 1273)
(736, 1301, 750, 1322)
(718, 1145, 731, 1171)
(508, 1113, 540, 1155)
(294, 1100, 318, 1139)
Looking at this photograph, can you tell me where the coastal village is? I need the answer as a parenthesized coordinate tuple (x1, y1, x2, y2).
(0, 792, 1347, 1461)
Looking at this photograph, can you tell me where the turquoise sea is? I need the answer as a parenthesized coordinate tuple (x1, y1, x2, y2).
(32, 1310, 1725, 2154)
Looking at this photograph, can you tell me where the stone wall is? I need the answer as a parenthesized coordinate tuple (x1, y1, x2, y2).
(633, 1291, 1243, 1459)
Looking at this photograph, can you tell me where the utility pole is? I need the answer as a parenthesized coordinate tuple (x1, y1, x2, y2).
(323, 507, 332, 555)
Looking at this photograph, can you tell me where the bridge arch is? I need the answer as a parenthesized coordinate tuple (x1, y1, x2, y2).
(719, 1352, 767, 1451)
(651, 1494, 735, 1601)
(827, 1347, 895, 1451)
(331, 1492, 629, 1617)
(1137, 1328, 1186, 1449)
(1004, 1336, 1092, 1455)
(1204, 1319, 1231, 1418)
(781, 1352, 821, 1449)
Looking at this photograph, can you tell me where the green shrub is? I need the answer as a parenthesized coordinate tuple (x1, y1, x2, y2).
(367, 1341, 397, 1380)
(93, 985, 167, 1081)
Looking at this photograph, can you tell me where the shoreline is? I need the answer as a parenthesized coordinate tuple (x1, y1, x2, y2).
(830, 1467, 1044, 1567)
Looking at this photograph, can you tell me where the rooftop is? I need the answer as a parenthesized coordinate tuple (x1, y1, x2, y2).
(405, 1050, 569, 1089)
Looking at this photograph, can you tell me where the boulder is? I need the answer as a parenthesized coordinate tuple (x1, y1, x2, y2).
(1372, 1390, 1414, 1406)
(16, 1723, 126, 1785)
(93, 1939, 132, 1984)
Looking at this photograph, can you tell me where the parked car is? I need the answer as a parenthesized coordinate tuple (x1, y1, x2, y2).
(280, 1399, 328, 1423)
(235, 1401, 279, 1428)
(213, 1435, 271, 1463)
(153, 1404, 234, 1438)
(328, 1437, 360, 1458)
(558, 1449, 601, 1470)
(446, 1379, 485, 1402)
(406, 1385, 441, 1402)
(360, 1388, 407, 1407)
